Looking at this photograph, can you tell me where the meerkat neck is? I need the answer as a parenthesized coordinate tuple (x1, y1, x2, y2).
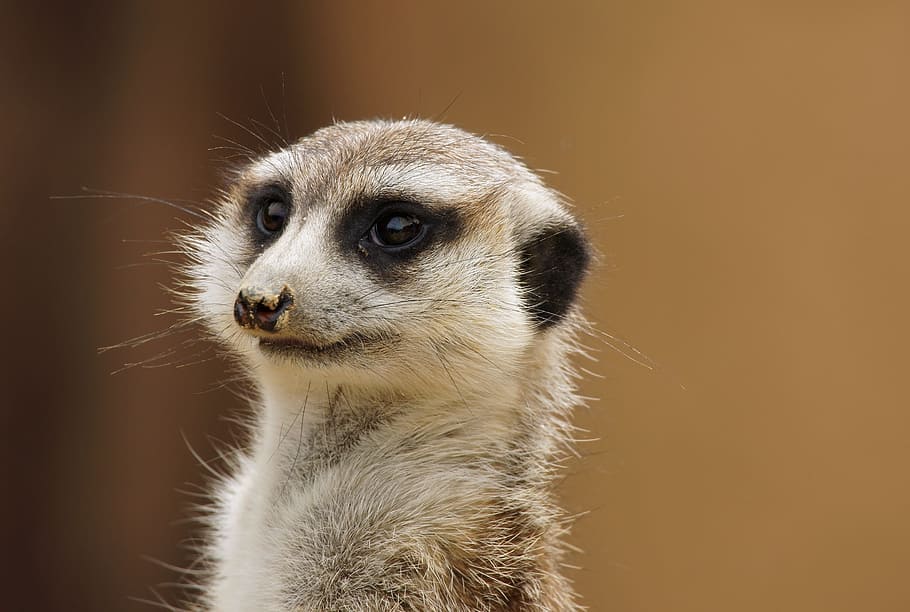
(251, 367, 528, 487)
(214, 349, 581, 611)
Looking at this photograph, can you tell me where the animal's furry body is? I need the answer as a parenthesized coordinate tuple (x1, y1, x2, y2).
(177, 120, 591, 611)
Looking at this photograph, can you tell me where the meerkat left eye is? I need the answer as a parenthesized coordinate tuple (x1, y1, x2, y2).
(369, 212, 425, 249)
(256, 199, 289, 236)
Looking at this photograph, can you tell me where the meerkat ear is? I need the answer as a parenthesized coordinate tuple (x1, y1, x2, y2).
(517, 220, 592, 329)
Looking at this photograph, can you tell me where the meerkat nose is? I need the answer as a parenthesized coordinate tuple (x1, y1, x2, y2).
(234, 285, 295, 332)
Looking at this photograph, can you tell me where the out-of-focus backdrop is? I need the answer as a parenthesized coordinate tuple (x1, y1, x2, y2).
(3, 2, 910, 610)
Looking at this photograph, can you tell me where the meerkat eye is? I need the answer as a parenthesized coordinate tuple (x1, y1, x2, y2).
(256, 199, 289, 236)
(369, 212, 425, 249)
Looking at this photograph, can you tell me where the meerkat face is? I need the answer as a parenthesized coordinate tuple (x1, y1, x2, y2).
(181, 120, 590, 395)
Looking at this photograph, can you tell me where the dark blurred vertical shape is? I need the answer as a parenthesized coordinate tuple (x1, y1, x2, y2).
(1, 3, 319, 609)
(2, 4, 135, 609)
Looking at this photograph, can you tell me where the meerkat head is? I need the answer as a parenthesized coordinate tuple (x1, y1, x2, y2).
(180, 120, 590, 398)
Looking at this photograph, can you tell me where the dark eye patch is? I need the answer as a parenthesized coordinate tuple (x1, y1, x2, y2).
(337, 197, 462, 282)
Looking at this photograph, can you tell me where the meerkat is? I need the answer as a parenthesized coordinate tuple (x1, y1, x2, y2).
(176, 119, 592, 611)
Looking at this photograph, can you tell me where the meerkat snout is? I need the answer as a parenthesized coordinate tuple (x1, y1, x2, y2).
(233, 285, 295, 332)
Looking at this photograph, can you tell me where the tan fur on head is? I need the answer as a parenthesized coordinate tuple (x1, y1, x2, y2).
(175, 119, 591, 611)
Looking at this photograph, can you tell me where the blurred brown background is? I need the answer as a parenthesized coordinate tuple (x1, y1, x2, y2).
(3, 2, 909, 610)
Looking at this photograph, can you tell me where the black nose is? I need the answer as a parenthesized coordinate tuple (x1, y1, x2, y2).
(234, 285, 295, 332)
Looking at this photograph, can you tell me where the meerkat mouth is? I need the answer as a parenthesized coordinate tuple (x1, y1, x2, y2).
(256, 333, 382, 360)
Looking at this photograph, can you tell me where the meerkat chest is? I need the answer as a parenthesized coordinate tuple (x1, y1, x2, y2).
(210, 422, 519, 611)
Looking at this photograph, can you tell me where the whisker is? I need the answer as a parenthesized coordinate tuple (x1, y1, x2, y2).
(50, 187, 211, 220)
(216, 112, 275, 153)
(279, 381, 311, 498)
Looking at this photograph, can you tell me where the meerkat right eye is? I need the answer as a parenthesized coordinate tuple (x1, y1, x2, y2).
(368, 211, 426, 250)
(255, 198, 289, 236)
